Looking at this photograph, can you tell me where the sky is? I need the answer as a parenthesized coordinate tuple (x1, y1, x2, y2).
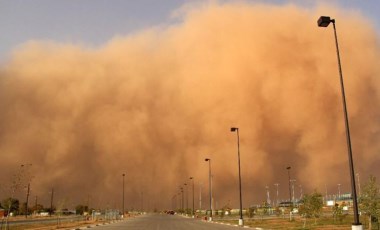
(1, 0, 380, 211)
(1, 0, 379, 63)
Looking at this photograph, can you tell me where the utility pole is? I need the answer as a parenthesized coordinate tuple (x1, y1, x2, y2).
(25, 183, 30, 218)
(50, 188, 54, 216)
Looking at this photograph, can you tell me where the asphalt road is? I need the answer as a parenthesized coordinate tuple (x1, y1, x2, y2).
(94, 214, 245, 230)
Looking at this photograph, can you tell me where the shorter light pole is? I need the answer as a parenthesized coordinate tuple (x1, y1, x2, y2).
(178, 192, 181, 211)
(141, 191, 144, 213)
(122, 174, 125, 218)
(274, 183, 279, 206)
(25, 183, 30, 218)
(290, 179, 296, 204)
(356, 173, 361, 197)
(199, 182, 202, 210)
(286, 167, 291, 204)
(205, 158, 212, 221)
(189, 177, 195, 217)
(337, 184, 341, 199)
(180, 187, 184, 213)
(50, 188, 54, 216)
(265, 186, 271, 205)
(184, 183, 188, 214)
(286, 166, 292, 221)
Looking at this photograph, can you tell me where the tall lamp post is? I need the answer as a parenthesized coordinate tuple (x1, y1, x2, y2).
(189, 177, 195, 217)
(141, 191, 144, 213)
(317, 16, 362, 230)
(286, 167, 292, 204)
(180, 187, 184, 213)
(205, 158, 212, 221)
(122, 173, 125, 218)
(231, 127, 244, 226)
(179, 188, 182, 212)
(50, 188, 54, 216)
(25, 183, 30, 218)
(286, 166, 292, 221)
(184, 183, 188, 214)
(337, 183, 341, 199)
(274, 183, 279, 206)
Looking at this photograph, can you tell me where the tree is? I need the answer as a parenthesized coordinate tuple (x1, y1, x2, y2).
(359, 175, 380, 230)
(262, 202, 270, 216)
(332, 202, 347, 223)
(247, 206, 256, 218)
(2, 198, 19, 214)
(19, 202, 32, 216)
(75, 204, 89, 215)
(31, 204, 44, 214)
(298, 191, 323, 227)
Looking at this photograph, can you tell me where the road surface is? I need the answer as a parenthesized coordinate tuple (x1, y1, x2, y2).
(95, 214, 245, 230)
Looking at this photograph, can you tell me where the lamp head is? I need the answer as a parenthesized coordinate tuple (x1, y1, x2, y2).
(231, 127, 238, 132)
(189, 177, 193, 180)
(286, 166, 291, 170)
(318, 16, 334, 27)
(205, 158, 210, 161)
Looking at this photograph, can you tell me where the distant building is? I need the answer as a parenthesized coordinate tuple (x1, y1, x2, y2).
(326, 193, 353, 207)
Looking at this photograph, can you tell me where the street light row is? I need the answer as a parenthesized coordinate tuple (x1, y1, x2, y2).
(172, 16, 361, 230)
(202, 127, 243, 225)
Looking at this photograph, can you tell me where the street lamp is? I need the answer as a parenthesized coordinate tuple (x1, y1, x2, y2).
(50, 188, 54, 216)
(231, 127, 244, 226)
(189, 177, 195, 217)
(274, 183, 279, 206)
(290, 179, 296, 203)
(122, 173, 125, 218)
(317, 16, 362, 229)
(286, 167, 292, 204)
(23, 164, 32, 219)
(286, 166, 292, 221)
(180, 187, 184, 213)
(141, 191, 144, 213)
(337, 183, 341, 199)
(356, 173, 361, 197)
(205, 158, 212, 221)
(172, 194, 176, 210)
(178, 192, 181, 211)
(184, 183, 188, 214)
(265, 186, 271, 205)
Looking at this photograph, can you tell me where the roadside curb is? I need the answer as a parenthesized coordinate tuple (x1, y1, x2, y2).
(69, 219, 124, 230)
(201, 219, 264, 229)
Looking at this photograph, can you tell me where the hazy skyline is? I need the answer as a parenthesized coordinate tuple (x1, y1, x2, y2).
(1, 1, 380, 211)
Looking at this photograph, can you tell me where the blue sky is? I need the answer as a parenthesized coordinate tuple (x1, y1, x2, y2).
(1, 0, 379, 63)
